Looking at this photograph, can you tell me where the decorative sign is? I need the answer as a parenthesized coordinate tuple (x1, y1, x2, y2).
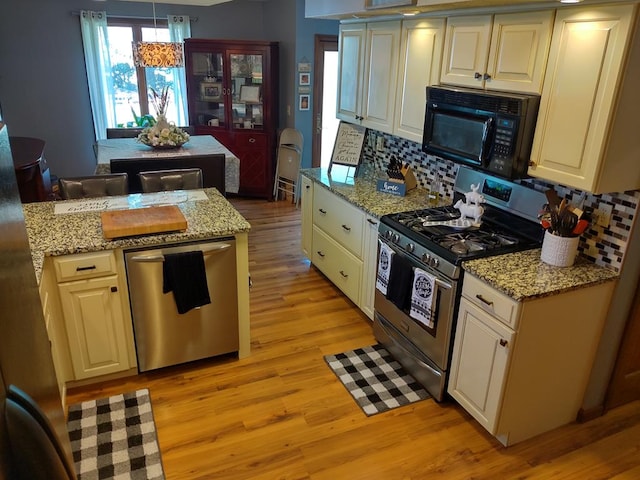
(377, 179, 407, 197)
(329, 122, 366, 174)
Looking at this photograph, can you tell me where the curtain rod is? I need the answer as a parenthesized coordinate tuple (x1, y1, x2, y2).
(71, 11, 198, 22)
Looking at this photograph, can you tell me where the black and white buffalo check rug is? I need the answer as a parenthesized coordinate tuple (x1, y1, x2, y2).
(325, 344, 430, 416)
(67, 388, 165, 480)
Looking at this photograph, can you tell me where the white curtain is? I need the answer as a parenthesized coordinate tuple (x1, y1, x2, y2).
(168, 15, 191, 126)
(79, 11, 115, 140)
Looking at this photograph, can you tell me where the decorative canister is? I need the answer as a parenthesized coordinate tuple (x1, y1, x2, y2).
(540, 230, 580, 267)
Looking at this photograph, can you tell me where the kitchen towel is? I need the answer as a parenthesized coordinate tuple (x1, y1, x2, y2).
(376, 240, 395, 295)
(385, 254, 413, 311)
(410, 267, 436, 329)
(162, 251, 211, 314)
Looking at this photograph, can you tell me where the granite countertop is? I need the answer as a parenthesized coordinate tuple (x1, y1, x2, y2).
(301, 166, 436, 217)
(463, 249, 619, 301)
(22, 188, 251, 281)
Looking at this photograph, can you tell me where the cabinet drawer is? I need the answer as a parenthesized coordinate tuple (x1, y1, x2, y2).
(233, 131, 267, 149)
(462, 273, 520, 329)
(312, 186, 364, 257)
(312, 226, 362, 305)
(53, 251, 117, 282)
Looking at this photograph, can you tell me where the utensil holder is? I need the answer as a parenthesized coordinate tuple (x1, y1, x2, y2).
(540, 230, 579, 267)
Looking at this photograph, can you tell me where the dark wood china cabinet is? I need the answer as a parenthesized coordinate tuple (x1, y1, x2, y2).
(184, 38, 279, 198)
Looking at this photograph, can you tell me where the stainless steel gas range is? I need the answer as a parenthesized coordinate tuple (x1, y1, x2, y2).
(373, 167, 547, 401)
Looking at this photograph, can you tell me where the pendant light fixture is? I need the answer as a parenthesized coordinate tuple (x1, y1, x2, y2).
(132, 2, 184, 68)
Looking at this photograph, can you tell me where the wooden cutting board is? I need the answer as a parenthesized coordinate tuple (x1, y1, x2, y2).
(101, 205, 187, 239)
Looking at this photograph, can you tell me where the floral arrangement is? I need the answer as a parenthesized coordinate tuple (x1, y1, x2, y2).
(137, 86, 190, 149)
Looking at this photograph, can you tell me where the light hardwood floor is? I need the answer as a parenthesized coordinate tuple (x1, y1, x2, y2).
(67, 197, 640, 480)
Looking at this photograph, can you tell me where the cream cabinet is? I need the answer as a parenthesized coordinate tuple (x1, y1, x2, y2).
(39, 258, 73, 406)
(360, 214, 380, 320)
(528, 4, 640, 194)
(54, 251, 135, 381)
(304, 182, 378, 319)
(449, 273, 614, 446)
(440, 11, 553, 93)
(337, 21, 401, 134)
(394, 17, 445, 143)
(301, 175, 314, 259)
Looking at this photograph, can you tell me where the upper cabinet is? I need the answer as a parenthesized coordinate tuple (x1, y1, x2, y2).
(440, 11, 553, 93)
(394, 18, 445, 143)
(184, 39, 279, 198)
(337, 21, 401, 134)
(528, 4, 640, 194)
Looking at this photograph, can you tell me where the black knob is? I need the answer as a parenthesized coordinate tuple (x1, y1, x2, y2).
(474, 72, 482, 79)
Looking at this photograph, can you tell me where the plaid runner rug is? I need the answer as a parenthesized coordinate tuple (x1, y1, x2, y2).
(325, 344, 430, 416)
(67, 388, 164, 480)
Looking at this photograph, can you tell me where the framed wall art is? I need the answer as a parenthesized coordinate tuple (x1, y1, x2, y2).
(200, 82, 222, 102)
(299, 94, 310, 111)
(299, 72, 310, 86)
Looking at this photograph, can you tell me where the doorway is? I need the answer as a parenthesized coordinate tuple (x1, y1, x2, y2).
(312, 35, 339, 169)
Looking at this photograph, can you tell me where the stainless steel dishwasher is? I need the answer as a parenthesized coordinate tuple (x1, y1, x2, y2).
(124, 238, 239, 372)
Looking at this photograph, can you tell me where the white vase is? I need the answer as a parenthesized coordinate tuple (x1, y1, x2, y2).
(540, 230, 579, 267)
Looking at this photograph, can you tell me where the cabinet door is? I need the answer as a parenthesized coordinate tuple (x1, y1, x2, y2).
(394, 18, 444, 143)
(440, 15, 492, 88)
(301, 175, 313, 259)
(234, 131, 270, 197)
(229, 50, 267, 132)
(528, 5, 634, 192)
(360, 214, 380, 320)
(361, 21, 401, 134)
(486, 11, 553, 93)
(337, 23, 366, 123)
(448, 297, 514, 434)
(59, 276, 130, 380)
(186, 49, 226, 129)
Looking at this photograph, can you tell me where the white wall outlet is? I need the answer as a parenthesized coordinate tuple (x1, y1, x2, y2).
(376, 136, 385, 152)
(594, 203, 613, 228)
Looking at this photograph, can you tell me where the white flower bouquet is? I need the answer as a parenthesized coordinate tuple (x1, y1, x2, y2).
(137, 86, 190, 149)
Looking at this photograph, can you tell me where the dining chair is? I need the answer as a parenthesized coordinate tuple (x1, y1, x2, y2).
(58, 173, 129, 199)
(110, 153, 225, 194)
(273, 128, 303, 206)
(138, 168, 203, 193)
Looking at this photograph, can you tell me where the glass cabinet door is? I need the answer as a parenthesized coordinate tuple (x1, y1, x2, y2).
(229, 53, 264, 131)
(191, 51, 225, 127)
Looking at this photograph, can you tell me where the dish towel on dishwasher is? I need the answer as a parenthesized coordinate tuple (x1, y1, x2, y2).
(162, 251, 211, 314)
(410, 267, 436, 329)
(376, 240, 395, 295)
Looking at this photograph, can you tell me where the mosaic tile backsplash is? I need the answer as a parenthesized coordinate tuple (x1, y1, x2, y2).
(361, 130, 638, 273)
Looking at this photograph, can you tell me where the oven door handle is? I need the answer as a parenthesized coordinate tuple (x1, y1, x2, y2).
(377, 318, 442, 378)
(428, 278, 452, 324)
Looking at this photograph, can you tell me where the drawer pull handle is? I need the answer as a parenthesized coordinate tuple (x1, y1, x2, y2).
(76, 265, 96, 272)
(110, 286, 118, 293)
(367, 219, 378, 226)
(317, 251, 325, 258)
(476, 294, 494, 307)
(499, 339, 508, 347)
(342, 224, 351, 232)
(318, 208, 327, 214)
(249, 138, 256, 143)
(339, 270, 348, 278)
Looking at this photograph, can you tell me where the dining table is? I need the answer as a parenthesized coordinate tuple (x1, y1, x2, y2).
(95, 134, 240, 194)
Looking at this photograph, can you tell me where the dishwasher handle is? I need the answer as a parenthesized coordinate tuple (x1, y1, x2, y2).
(128, 243, 232, 263)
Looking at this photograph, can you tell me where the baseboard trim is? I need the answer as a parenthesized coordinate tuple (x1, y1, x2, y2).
(577, 404, 606, 423)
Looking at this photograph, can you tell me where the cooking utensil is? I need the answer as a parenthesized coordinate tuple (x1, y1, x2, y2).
(558, 209, 578, 237)
(573, 219, 589, 235)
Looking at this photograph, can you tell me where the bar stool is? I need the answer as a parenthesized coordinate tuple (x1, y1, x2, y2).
(138, 168, 203, 192)
(58, 174, 129, 199)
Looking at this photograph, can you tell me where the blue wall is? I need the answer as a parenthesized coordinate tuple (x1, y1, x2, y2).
(0, 0, 336, 178)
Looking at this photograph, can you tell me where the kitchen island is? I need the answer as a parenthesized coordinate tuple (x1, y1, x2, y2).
(22, 188, 251, 401)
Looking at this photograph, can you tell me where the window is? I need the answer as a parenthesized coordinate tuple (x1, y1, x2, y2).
(107, 18, 179, 127)
(79, 11, 190, 139)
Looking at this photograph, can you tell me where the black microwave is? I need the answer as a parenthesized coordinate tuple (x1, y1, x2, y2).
(422, 85, 540, 180)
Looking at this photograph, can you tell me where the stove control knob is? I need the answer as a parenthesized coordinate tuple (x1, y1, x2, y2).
(422, 253, 431, 263)
(405, 243, 415, 253)
(431, 257, 439, 268)
(392, 233, 400, 244)
(384, 230, 393, 240)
